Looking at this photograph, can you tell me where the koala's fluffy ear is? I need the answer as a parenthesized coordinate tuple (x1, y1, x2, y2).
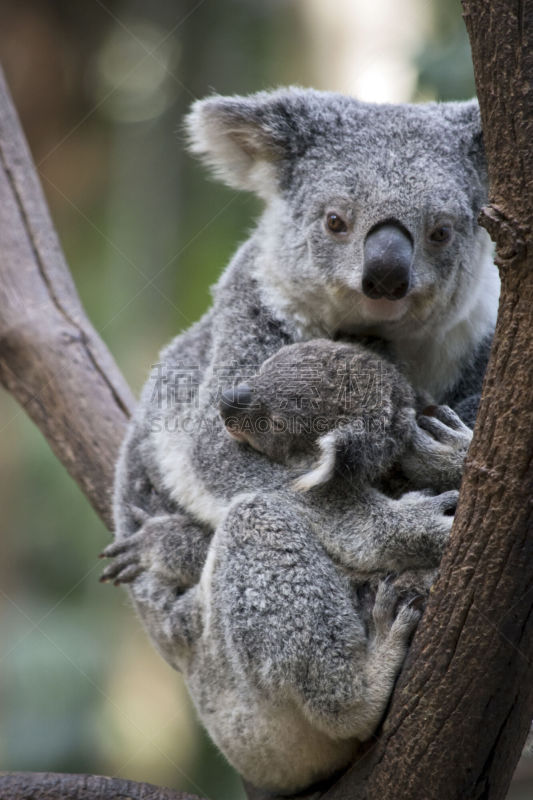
(441, 99, 486, 174)
(185, 88, 306, 199)
(293, 431, 339, 492)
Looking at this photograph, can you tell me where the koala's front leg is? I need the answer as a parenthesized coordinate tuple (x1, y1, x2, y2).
(100, 506, 211, 588)
(101, 507, 209, 670)
(400, 405, 473, 492)
(313, 485, 456, 575)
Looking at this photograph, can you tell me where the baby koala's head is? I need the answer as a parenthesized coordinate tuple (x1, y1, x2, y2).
(218, 339, 416, 489)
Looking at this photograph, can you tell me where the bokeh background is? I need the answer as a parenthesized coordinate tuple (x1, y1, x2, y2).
(0, 1, 530, 798)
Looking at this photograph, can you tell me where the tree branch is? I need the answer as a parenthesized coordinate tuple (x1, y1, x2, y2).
(0, 772, 203, 800)
(0, 66, 135, 529)
(0, 63, 209, 800)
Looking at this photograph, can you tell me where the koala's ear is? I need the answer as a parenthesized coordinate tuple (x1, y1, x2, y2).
(293, 431, 339, 492)
(441, 99, 486, 172)
(185, 88, 306, 199)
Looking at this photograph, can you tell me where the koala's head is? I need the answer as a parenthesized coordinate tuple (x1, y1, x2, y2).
(218, 339, 415, 488)
(186, 88, 493, 341)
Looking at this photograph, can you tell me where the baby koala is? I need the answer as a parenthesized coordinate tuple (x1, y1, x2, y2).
(218, 338, 472, 581)
(219, 338, 471, 498)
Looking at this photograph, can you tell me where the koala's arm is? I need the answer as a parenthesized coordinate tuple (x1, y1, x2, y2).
(105, 413, 211, 665)
(110, 389, 213, 574)
(305, 483, 457, 576)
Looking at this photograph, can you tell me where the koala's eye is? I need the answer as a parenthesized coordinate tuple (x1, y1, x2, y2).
(429, 223, 453, 244)
(326, 213, 348, 234)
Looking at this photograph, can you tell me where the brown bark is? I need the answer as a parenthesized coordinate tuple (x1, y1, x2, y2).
(355, 2, 533, 799)
(0, 66, 135, 529)
(0, 772, 202, 800)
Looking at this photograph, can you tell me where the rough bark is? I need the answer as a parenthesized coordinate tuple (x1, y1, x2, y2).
(0, 772, 202, 800)
(0, 66, 135, 529)
(357, 2, 533, 799)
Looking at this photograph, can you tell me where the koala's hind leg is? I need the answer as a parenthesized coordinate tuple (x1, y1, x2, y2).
(303, 579, 420, 740)
(213, 492, 419, 743)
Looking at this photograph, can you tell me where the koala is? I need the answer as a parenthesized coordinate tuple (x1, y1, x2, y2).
(105, 337, 471, 793)
(105, 88, 499, 792)
(113, 86, 497, 563)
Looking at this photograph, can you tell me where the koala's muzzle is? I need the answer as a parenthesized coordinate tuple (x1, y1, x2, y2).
(219, 383, 253, 420)
(362, 222, 413, 300)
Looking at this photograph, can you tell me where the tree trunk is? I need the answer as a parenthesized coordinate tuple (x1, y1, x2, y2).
(353, 2, 533, 799)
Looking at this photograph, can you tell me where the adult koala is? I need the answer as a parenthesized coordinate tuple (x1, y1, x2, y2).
(106, 89, 499, 792)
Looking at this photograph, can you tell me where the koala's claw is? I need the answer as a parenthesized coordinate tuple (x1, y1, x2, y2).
(421, 404, 471, 432)
(392, 600, 422, 637)
(406, 593, 426, 613)
(99, 531, 145, 585)
(100, 559, 143, 585)
(417, 405, 472, 448)
(99, 539, 130, 559)
(372, 580, 421, 641)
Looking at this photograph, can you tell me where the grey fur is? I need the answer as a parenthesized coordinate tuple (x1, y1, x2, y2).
(107, 88, 499, 792)
(106, 338, 470, 793)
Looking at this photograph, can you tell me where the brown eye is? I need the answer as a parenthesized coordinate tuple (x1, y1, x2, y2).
(429, 224, 452, 244)
(326, 213, 347, 234)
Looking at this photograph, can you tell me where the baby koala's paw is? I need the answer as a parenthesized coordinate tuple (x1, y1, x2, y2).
(393, 489, 458, 566)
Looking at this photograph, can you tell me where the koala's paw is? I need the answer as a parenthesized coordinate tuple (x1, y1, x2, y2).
(418, 405, 473, 451)
(371, 579, 421, 647)
(395, 489, 458, 562)
(99, 507, 151, 585)
(402, 406, 472, 491)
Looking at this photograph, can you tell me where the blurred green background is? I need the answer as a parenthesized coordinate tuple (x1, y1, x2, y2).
(0, 1, 530, 799)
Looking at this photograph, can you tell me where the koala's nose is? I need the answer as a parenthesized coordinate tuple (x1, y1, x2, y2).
(362, 222, 413, 300)
(219, 383, 253, 419)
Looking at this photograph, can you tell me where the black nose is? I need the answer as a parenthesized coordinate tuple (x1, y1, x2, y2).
(362, 222, 413, 300)
(219, 383, 253, 419)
